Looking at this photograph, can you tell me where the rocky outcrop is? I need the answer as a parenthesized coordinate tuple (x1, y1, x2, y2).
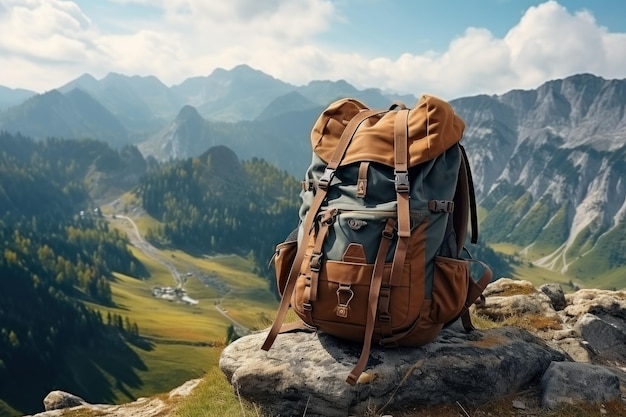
(220, 326, 565, 417)
(27, 279, 626, 417)
(24, 379, 202, 417)
(220, 279, 626, 416)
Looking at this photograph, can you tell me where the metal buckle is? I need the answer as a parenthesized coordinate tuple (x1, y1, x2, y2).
(394, 170, 410, 193)
(309, 252, 322, 272)
(318, 168, 335, 191)
(336, 284, 354, 318)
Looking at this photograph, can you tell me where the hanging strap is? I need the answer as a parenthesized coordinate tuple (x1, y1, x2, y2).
(346, 218, 396, 385)
(262, 109, 384, 352)
(456, 259, 493, 331)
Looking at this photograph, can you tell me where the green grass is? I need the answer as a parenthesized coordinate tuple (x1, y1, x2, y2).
(76, 216, 280, 408)
(173, 367, 262, 417)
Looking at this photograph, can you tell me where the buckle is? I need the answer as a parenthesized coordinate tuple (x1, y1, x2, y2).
(394, 170, 410, 193)
(309, 252, 322, 272)
(318, 168, 335, 191)
(428, 200, 455, 213)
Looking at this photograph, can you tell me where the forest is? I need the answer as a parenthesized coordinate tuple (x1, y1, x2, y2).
(137, 145, 301, 292)
(0, 132, 145, 412)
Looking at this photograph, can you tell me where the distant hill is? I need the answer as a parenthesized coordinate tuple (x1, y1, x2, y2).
(0, 89, 130, 147)
(255, 91, 318, 121)
(0, 86, 36, 110)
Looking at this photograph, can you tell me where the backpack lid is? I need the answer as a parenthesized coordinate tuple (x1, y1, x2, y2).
(311, 94, 465, 167)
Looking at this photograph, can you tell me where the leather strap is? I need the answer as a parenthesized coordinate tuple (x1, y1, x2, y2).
(262, 109, 384, 352)
(308, 209, 336, 302)
(390, 109, 410, 288)
(346, 219, 396, 385)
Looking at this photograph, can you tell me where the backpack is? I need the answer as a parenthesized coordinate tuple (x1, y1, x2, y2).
(261, 95, 492, 385)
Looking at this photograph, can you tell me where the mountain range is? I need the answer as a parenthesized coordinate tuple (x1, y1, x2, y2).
(0, 67, 625, 285)
(455, 74, 626, 285)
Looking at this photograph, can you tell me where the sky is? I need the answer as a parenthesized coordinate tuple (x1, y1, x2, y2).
(1, 0, 625, 100)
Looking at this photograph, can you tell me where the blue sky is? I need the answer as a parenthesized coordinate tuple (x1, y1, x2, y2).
(1, 0, 625, 100)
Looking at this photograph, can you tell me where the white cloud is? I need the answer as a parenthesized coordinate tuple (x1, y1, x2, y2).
(324, 0, 626, 99)
(0, 0, 624, 98)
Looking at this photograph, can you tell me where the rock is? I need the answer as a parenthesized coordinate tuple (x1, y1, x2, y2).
(563, 289, 626, 320)
(219, 326, 566, 417)
(43, 391, 85, 411)
(540, 283, 567, 310)
(473, 278, 559, 323)
(25, 378, 203, 417)
(541, 362, 621, 409)
(575, 313, 626, 360)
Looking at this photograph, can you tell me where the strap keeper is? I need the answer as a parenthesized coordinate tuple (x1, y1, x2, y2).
(428, 200, 455, 213)
(379, 286, 391, 298)
(378, 312, 391, 324)
(394, 170, 410, 193)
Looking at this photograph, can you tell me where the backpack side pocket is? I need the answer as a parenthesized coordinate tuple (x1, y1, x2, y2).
(274, 239, 298, 296)
(430, 256, 470, 323)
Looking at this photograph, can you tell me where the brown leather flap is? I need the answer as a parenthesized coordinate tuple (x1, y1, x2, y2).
(311, 95, 465, 167)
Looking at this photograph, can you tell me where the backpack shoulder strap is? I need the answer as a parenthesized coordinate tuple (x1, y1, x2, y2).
(261, 109, 385, 351)
(389, 109, 411, 290)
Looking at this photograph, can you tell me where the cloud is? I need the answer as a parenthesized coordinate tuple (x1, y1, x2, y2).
(325, 0, 626, 99)
(0, 0, 624, 99)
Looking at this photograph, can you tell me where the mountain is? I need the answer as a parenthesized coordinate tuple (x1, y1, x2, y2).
(0, 86, 36, 110)
(171, 64, 295, 121)
(139, 103, 319, 175)
(0, 89, 130, 147)
(452, 74, 626, 285)
(59, 72, 180, 134)
(0, 65, 416, 150)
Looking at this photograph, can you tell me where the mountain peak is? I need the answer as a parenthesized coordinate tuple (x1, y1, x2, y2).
(175, 104, 203, 122)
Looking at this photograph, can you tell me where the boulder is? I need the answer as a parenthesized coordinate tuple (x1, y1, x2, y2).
(219, 326, 566, 417)
(43, 391, 85, 411)
(541, 362, 621, 409)
(540, 283, 567, 311)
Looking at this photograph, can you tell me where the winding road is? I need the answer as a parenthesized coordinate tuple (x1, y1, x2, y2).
(107, 212, 249, 334)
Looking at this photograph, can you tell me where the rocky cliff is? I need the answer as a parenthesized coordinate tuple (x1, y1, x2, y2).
(453, 75, 626, 279)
